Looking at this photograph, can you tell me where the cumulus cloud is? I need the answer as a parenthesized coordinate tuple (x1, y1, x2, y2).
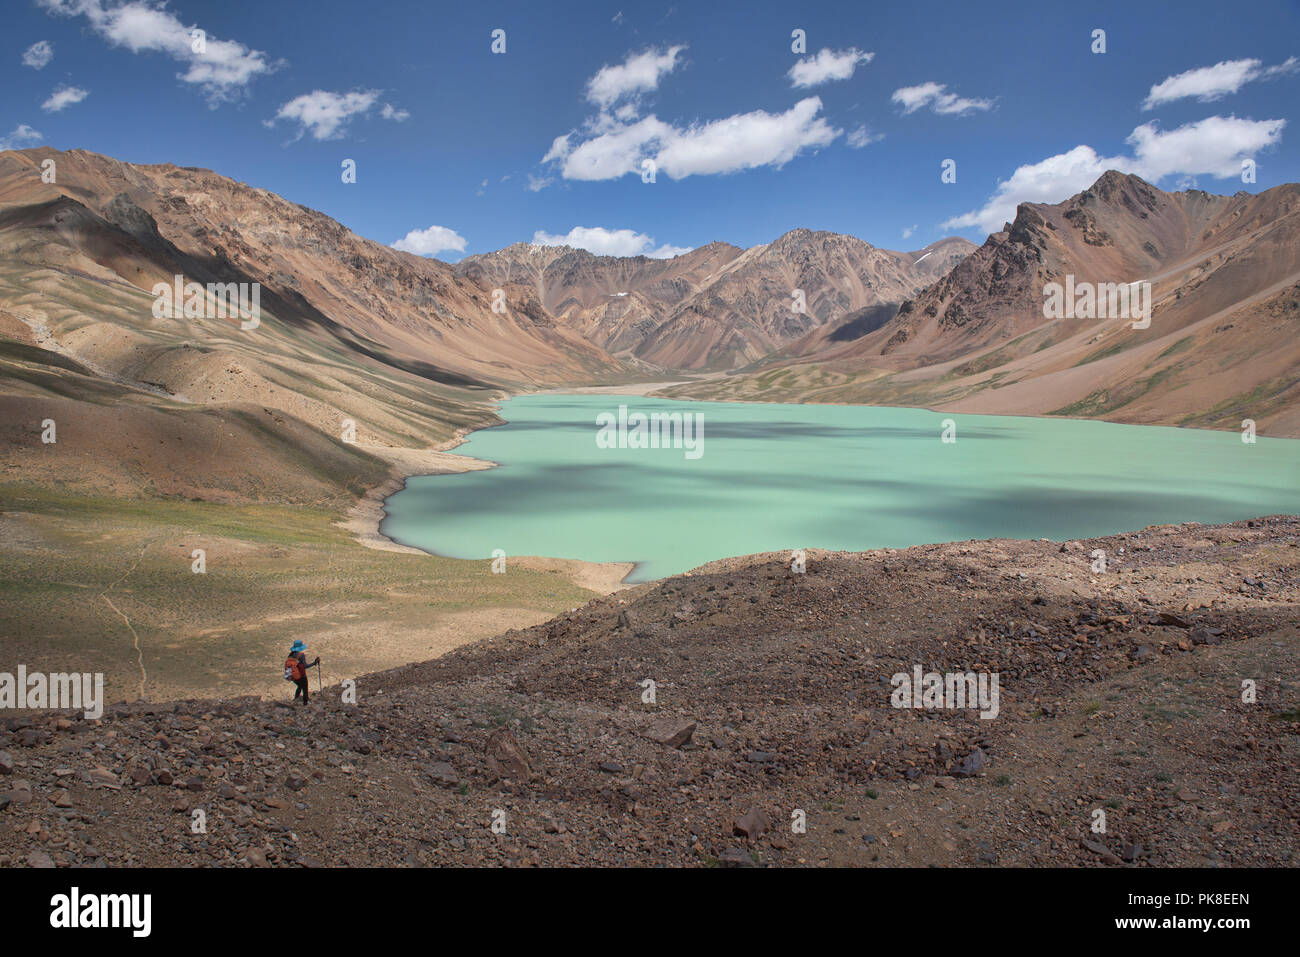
(39, 0, 276, 103)
(41, 85, 89, 112)
(547, 98, 838, 181)
(1127, 114, 1285, 179)
(586, 46, 685, 108)
(846, 125, 882, 148)
(942, 115, 1286, 235)
(0, 124, 43, 150)
(787, 47, 874, 88)
(544, 45, 844, 183)
(268, 90, 407, 141)
(943, 146, 1119, 234)
(1143, 57, 1299, 110)
(648, 243, 694, 258)
(656, 99, 839, 178)
(892, 81, 994, 116)
(532, 226, 691, 259)
(391, 225, 468, 258)
(23, 41, 54, 69)
(549, 116, 671, 180)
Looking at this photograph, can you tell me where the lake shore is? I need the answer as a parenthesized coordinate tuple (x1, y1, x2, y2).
(347, 387, 1300, 590)
(339, 438, 498, 557)
(342, 414, 640, 594)
(341, 378, 719, 589)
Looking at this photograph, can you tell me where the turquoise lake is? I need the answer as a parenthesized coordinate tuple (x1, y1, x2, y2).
(381, 395, 1300, 583)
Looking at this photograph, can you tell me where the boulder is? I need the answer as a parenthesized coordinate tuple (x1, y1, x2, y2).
(485, 730, 531, 781)
(948, 749, 988, 778)
(644, 718, 696, 749)
(733, 807, 769, 840)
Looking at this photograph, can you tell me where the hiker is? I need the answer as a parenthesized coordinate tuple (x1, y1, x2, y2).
(284, 640, 319, 704)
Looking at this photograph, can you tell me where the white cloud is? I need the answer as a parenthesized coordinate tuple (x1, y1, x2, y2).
(542, 133, 572, 164)
(0, 124, 43, 150)
(648, 244, 693, 259)
(787, 47, 874, 89)
(902, 224, 917, 240)
(649, 244, 693, 259)
(1127, 114, 1284, 179)
(532, 226, 691, 259)
(41, 85, 89, 112)
(892, 81, 994, 116)
(526, 173, 553, 192)
(846, 125, 882, 148)
(22, 41, 54, 69)
(942, 115, 1286, 235)
(943, 146, 1127, 234)
(549, 98, 838, 181)
(586, 46, 685, 108)
(656, 98, 840, 178)
(554, 116, 671, 180)
(545, 45, 843, 184)
(391, 225, 467, 258)
(1261, 58, 1298, 79)
(1143, 57, 1299, 110)
(39, 0, 276, 104)
(269, 90, 406, 141)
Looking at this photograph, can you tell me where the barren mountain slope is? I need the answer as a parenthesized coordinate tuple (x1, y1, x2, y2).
(460, 230, 975, 369)
(0, 148, 627, 391)
(457, 241, 745, 359)
(663, 173, 1300, 436)
(864, 171, 1300, 365)
(0, 148, 649, 505)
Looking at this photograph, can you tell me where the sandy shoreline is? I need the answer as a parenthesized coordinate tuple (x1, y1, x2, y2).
(340, 381, 701, 589)
(339, 437, 498, 556)
(340, 420, 638, 594)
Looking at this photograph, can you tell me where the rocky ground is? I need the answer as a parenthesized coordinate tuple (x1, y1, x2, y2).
(1, 515, 1297, 868)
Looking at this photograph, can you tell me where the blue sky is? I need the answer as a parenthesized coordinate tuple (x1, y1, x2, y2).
(5, 0, 1299, 261)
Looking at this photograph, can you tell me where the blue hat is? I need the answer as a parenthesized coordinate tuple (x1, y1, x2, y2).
(290, 640, 306, 652)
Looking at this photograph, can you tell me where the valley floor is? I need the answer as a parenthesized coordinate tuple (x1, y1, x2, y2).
(0, 483, 604, 703)
(1, 515, 1295, 867)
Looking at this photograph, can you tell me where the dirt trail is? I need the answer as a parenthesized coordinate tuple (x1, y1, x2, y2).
(97, 539, 154, 699)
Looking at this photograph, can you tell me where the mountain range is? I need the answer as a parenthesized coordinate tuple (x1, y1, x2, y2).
(457, 232, 971, 369)
(1, 145, 1298, 511)
(668, 171, 1300, 437)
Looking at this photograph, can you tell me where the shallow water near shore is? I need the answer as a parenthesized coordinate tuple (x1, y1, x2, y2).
(381, 395, 1300, 583)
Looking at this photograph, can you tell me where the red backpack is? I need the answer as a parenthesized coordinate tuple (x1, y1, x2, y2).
(284, 654, 304, 681)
